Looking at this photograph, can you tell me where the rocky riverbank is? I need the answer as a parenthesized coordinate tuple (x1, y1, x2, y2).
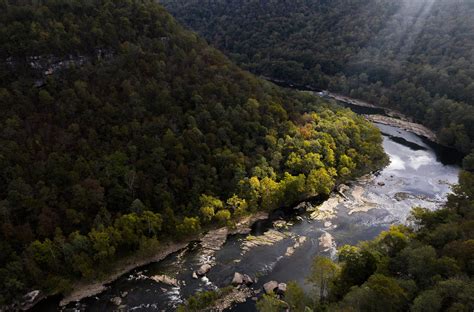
(59, 241, 189, 307)
(58, 211, 269, 308)
(365, 114, 437, 142)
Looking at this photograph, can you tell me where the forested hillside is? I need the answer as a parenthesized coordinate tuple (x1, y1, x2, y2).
(0, 0, 387, 306)
(162, 0, 474, 162)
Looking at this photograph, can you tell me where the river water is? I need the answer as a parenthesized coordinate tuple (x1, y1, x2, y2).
(35, 103, 461, 312)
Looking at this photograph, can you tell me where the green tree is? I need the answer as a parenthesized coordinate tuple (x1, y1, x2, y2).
(256, 294, 286, 312)
(307, 256, 339, 304)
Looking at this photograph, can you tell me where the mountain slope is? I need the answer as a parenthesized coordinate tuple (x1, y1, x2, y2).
(162, 0, 474, 160)
(0, 0, 386, 306)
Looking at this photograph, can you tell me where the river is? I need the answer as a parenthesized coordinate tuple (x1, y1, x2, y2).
(33, 101, 461, 312)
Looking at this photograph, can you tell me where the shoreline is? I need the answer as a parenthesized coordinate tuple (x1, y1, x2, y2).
(324, 92, 439, 143)
(59, 241, 190, 307)
(57, 211, 269, 307)
(365, 114, 437, 143)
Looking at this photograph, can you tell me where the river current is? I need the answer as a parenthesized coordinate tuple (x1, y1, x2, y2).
(35, 103, 461, 312)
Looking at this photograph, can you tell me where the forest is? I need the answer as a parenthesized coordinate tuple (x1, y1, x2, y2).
(162, 0, 474, 165)
(0, 0, 388, 306)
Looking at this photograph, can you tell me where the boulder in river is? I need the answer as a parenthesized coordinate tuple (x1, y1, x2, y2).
(192, 271, 198, 279)
(232, 272, 244, 285)
(276, 283, 287, 295)
(294, 201, 311, 212)
(273, 220, 288, 229)
(19, 290, 43, 310)
(150, 274, 178, 287)
(263, 281, 278, 294)
(110, 296, 122, 306)
(242, 274, 254, 286)
(241, 230, 288, 254)
(197, 263, 212, 276)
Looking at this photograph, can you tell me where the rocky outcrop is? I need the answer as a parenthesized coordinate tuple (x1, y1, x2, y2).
(150, 274, 179, 287)
(294, 201, 312, 212)
(232, 272, 243, 285)
(110, 296, 122, 306)
(242, 274, 254, 286)
(276, 283, 287, 295)
(263, 281, 287, 296)
(232, 272, 253, 286)
(212, 287, 255, 312)
(310, 195, 342, 220)
(241, 230, 289, 254)
(263, 281, 279, 294)
(196, 264, 212, 276)
(347, 185, 377, 214)
(365, 114, 437, 142)
(229, 212, 269, 235)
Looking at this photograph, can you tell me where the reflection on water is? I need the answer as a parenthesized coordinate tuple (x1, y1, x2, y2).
(37, 123, 460, 312)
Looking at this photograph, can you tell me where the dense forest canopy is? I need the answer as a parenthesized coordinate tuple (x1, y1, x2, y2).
(162, 0, 474, 164)
(0, 0, 387, 306)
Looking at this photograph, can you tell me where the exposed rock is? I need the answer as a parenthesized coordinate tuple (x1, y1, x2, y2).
(394, 192, 411, 201)
(232, 272, 244, 285)
(242, 274, 254, 286)
(150, 274, 179, 287)
(347, 185, 377, 214)
(230, 212, 269, 235)
(241, 230, 288, 254)
(277, 283, 287, 294)
(18, 290, 44, 310)
(212, 286, 255, 311)
(294, 201, 312, 212)
(365, 114, 437, 143)
(319, 232, 335, 255)
(198, 227, 229, 267)
(324, 221, 332, 228)
(197, 264, 212, 276)
(192, 271, 198, 279)
(231, 272, 254, 286)
(285, 235, 307, 257)
(273, 220, 288, 229)
(120, 291, 128, 298)
(310, 195, 342, 220)
(378, 182, 385, 186)
(110, 296, 122, 306)
(337, 184, 350, 194)
(285, 246, 295, 257)
(263, 281, 279, 294)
